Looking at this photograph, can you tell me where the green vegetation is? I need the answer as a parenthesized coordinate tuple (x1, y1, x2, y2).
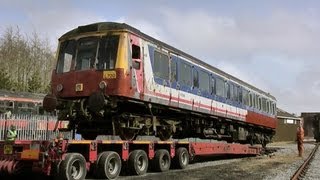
(0, 26, 55, 93)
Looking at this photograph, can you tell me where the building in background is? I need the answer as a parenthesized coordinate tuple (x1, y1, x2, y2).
(301, 112, 320, 138)
(273, 108, 302, 142)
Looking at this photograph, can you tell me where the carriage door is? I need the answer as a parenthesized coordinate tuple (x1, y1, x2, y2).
(130, 34, 144, 97)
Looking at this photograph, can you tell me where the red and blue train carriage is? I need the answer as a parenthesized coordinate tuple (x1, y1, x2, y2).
(43, 22, 277, 146)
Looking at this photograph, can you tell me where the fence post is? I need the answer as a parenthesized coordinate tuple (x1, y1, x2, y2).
(3, 113, 8, 140)
(46, 115, 49, 140)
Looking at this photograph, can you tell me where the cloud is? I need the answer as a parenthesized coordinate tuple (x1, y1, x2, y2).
(0, 0, 106, 48)
(119, 17, 166, 41)
(157, 8, 320, 61)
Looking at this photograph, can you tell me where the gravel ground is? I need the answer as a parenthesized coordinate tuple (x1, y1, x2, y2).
(116, 142, 315, 180)
(262, 142, 315, 180)
(304, 145, 320, 180)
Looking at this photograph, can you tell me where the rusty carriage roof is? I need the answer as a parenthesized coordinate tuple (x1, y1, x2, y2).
(60, 22, 276, 100)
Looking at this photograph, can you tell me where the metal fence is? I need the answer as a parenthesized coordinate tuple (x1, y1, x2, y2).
(0, 114, 72, 141)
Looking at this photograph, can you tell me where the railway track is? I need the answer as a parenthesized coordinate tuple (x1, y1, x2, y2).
(291, 143, 320, 180)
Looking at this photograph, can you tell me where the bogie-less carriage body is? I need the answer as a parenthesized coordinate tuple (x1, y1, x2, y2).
(43, 22, 277, 146)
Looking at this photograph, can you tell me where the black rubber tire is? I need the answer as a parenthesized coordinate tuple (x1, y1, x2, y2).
(95, 151, 121, 179)
(151, 149, 171, 172)
(128, 150, 148, 175)
(58, 153, 87, 180)
(157, 127, 172, 141)
(172, 147, 189, 169)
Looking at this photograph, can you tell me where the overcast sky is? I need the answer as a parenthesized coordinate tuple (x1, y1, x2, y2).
(1, 0, 320, 115)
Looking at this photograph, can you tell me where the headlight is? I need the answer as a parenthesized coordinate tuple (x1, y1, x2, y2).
(56, 84, 63, 92)
(99, 81, 107, 89)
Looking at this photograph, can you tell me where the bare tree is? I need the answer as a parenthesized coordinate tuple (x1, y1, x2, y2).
(0, 26, 56, 93)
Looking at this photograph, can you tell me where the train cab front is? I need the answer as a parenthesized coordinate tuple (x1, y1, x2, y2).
(43, 23, 133, 138)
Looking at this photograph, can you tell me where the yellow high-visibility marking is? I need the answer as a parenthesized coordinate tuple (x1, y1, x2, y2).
(132, 141, 152, 144)
(157, 141, 174, 144)
(69, 140, 92, 144)
(4, 145, 13, 155)
(103, 71, 117, 79)
(115, 33, 129, 71)
(177, 141, 189, 144)
(101, 140, 124, 144)
(21, 150, 40, 160)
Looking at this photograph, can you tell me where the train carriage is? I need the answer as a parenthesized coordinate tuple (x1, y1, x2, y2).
(43, 22, 277, 146)
(0, 90, 45, 115)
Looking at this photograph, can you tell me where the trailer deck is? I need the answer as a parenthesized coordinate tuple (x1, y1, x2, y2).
(0, 139, 261, 179)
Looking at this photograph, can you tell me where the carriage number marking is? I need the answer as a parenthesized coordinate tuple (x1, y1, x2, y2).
(103, 71, 117, 79)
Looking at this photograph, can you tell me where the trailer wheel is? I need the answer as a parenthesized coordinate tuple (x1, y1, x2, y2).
(152, 149, 171, 172)
(172, 147, 189, 169)
(58, 153, 87, 180)
(128, 150, 148, 175)
(96, 151, 121, 179)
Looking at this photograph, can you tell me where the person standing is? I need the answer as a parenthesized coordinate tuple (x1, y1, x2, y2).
(296, 122, 304, 157)
(6, 125, 17, 142)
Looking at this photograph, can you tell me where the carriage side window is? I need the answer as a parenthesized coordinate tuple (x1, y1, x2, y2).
(255, 94, 259, 109)
(193, 68, 199, 88)
(258, 97, 262, 110)
(242, 89, 249, 106)
(132, 44, 141, 69)
(233, 85, 238, 102)
(249, 93, 253, 107)
(226, 82, 230, 99)
(262, 98, 266, 112)
(57, 40, 76, 73)
(132, 44, 141, 59)
(271, 102, 275, 114)
(229, 83, 234, 100)
(3, 101, 14, 108)
(216, 78, 225, 97)
(170, 60, 177, 82)
(199, 70, 210, 92)
(153, 51, 169, 80)
(252, 93, 255, 107)
(179, 62, 192, 86)
(211, 77, 216, 95)
(238, 86, 242, 103)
